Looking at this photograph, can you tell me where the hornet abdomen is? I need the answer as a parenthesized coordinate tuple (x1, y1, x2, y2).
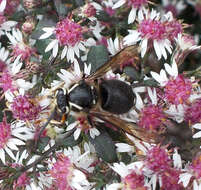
(99, 80, 135, 114)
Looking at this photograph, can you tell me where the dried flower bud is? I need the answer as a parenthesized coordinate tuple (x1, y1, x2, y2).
(22, 16, 36, 34)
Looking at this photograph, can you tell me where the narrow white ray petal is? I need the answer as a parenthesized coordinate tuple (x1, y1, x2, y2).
(6, 141, 18, 150)
(67, 122, 78, 131)
(1, 21, 17, 30)
(10, 138, 25, 146)
(150, 71, 162, 84)
(78, 42, 86, 51)
(0, 149, 5, 164)
(39, 31, 53, 40)
(6, 32, 17, 45)
(179, 173, 192, 187)
(193, 123, 201, 130)
(140, 38, 148, 57)
(52, 42, 58, 57)
(193, 131, 201, 138)
(0, 0, 6, 12)
(128, 7, 136, 24)
(45, 40, 58, 52)
(171, 59, 178, 77)
(73, 45, 80, 57)
(135, 92, 144, 110)
(16, 29, 23, 42)
(0, 47, 4, 57)
(61, 46, 68, 59)
(164, 63, 173, 76)
(67, 47, 75, 63)
(159, 41, 167, 59)
(153, 40, 162, 60)
(5, 146, 15, 160)
(138, 8, 144, 21)
(164, 39, 172, 54)
(112, 0, 126, 9)
(74, 128, 81, 140)
(74, 60, 81, 77)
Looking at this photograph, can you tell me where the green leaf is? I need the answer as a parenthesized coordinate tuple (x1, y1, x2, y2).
(123, 66, 141, 81)
(87, 45, 109, 73)
(38, 137, 50, 152)
(58, 134, 82, 147)
(34, 39, 51, 60)
(31, 16, 57, 39)
(88, 128, 118, 163)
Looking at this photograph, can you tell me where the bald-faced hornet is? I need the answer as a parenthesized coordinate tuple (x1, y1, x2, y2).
(54, 45, 157, 143)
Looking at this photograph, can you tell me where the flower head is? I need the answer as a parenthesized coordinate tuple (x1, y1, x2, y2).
(138, 105, 165, 131)
(185, 98, 201, 124)
(11, 94, 41, 121)
(164, 74, 192, 105)
(7, 29, 36, 62)
(161, 168, 183, 190)
(0, 116, 33, 164)
(49, 148, 91, 190)
(40, 18, 88, 63)
(145, 145, 171, 172)
(124, 10, 183, 59)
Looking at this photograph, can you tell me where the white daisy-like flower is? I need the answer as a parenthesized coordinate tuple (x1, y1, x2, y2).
(0, 118, 34, 164)
(150, 60, 178, 87)
(48, 147, 92, 190)
(107, 161, 150, 190)
(123, 9, 182, 60)
(112, 0, 149, 24)
(57, 60, 91, 89)
(39, 17, 90, 63)
(0, 0, 17, 36)
(6, 28, 36, 62)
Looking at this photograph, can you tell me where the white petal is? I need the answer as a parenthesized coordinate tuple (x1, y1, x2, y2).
(52, 42, 58, 57)
(39, 31, 53, 40)
(10, 138, 25, 146)
(153, 40, 162, 60)
(112, 0, 126, 9)
(61, 46, 67, 59)
(140, 38, 148, 57)
(0, 0, 6, 12)
(193, 131, 201, 138)
(179, 173, 192, 187)
(128, 8, 136, 24)
(193, 123, 201, 130)
(5, 146, 15, 160)
(74, 128, 81, 140)
(0, 149, 5, 164)
(6, 140, 19, 150)
(45, 40, 58, 52)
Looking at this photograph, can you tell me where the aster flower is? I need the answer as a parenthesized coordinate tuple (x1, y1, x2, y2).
(112, 0, 149, 24)
(179, 153, 201, 190)
(39, 17, 88, 63)
(108, 162, 149, 190)
(0, 116, 33, 164)
(124, 10, 183, 59)
(6, 28, 36, 62)
(151, 60, 193, 105)
(48, 147, 92, 190)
